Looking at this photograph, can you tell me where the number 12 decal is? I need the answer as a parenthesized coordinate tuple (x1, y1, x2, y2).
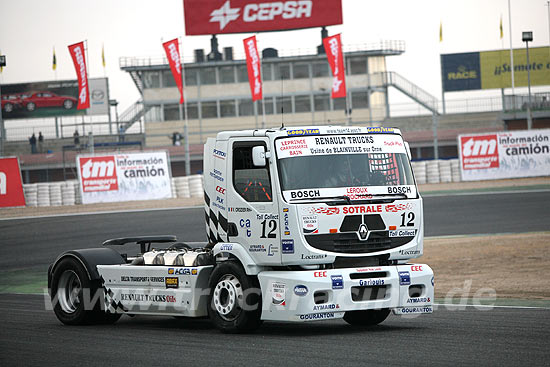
(261, 219, 277, 238)
(400, 212, 415, 227)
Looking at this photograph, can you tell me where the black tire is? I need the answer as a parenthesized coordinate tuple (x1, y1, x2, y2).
(50, 257, 121, 325)
(63, 99, 74, 109)
(207, 261, 262, 333)
(26, 102, 36, 111)
(343, 308, 391, 326)
(4, 103, 13, 113)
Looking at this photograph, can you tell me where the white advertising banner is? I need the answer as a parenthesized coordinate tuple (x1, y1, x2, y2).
(77, 151, 172, 204)
(275, 134, 407, 159)
(87, 78, 109, 116)
(458, 129, 550, 181)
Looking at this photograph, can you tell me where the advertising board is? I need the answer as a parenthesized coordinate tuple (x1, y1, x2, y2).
(183, 0, 343, 35)
(0, 157, 26, 208)
(441, 47, 550, 92)
(458, 129, 550, 181)
(1, 78, 109, 118)
(76, 151, 172, 204)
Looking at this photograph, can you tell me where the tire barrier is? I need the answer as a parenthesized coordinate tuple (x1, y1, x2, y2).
(410, 161, 427, 185)
(411, 159, 461, 185)
(22, 175, 205, 207)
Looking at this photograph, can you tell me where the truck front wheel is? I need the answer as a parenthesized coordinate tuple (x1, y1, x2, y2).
(207, 261, 262, 333)
(343, 308, 390, 326)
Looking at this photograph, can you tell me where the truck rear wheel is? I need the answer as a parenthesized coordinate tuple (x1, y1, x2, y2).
(207, 261, 262, 333)
(51, 257, 121, 325)
(343, 308, 390, 326)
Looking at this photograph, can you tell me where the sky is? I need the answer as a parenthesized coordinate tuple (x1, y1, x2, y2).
(0, 0, 549, 115)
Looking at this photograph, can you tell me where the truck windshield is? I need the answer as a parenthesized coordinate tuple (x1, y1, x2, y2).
(278, 152, 414, 190)
(275, 134, 416, 200)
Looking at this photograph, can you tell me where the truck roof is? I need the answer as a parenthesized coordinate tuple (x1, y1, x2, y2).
(215, 125, 402, 141)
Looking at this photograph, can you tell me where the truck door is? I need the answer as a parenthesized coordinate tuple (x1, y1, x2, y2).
(226, 138, 281, 265)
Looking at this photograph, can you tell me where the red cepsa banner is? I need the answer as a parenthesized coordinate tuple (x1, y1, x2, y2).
(68, 41, 90, 109)
(162, 39, 184, 104)
(323, 33, 347, 98)
(0, 157, 26, 208)
(183, 0, 343, 35)
(243, 36, 262, 101)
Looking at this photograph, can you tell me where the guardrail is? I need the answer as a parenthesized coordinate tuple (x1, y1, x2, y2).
(119, 41, 406, 68)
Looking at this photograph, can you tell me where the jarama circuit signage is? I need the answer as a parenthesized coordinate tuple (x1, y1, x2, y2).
(441, 47, 550, 92)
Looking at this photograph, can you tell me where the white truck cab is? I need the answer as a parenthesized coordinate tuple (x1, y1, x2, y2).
(49, 125, 434, 333)
(203, 126, 433, 325)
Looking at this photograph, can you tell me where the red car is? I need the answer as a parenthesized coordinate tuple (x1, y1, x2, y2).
(22, 91, 77, 111)
(1, 94, 25, 113)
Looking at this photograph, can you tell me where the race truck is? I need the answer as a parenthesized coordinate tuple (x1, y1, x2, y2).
(48, 125, 434, 333)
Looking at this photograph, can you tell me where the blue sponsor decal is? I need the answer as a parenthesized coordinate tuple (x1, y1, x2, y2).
(282, 239, 294, 254)
(431, 276, 434, 286)
(213, 149, 226, 159)
(168, 268, 198, 275)
(294, 285, 308, 296)
(399, 271, 411, 286)
(286, 128, 320, 136)
(331, 275, 344, 289)
(364, 126, 395, 134)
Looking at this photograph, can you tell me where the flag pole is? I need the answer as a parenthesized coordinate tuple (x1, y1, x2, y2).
(84, 40, 90, 136)
(340, 35, 351, 126)
(258, 35, 266, 129)
(180, 37, 191, 176)
(440, 21, 446, 114)
(507, 0, 515, 103)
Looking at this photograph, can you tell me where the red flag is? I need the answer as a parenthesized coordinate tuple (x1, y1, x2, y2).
(162, 39, 184, 104)
(243, 36, 262, 101)
(68, 41, 90, 109)
(323, 34, 347, 99)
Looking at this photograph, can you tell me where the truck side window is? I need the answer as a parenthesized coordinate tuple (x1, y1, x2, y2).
(233, 143, 272, 202)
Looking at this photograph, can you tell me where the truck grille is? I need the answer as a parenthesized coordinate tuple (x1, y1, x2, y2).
(351, 285, 387, 301)
(305, 231, 413, 254)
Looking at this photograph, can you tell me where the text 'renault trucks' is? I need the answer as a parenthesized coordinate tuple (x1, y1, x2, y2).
(49, 126, 434, 333)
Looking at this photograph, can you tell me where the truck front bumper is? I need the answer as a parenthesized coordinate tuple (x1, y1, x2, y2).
(257, 264, 434, 322)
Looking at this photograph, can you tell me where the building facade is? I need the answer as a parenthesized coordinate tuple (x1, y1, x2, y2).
(121, 41, 405, 147)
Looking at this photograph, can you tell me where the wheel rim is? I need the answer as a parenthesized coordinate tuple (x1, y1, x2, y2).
(5, 104, 13, 112)
(27, 103, 35, 111)
(213, 274, 243, 321)
(64, 100, 73, 109)
(57, 270, 82, 313)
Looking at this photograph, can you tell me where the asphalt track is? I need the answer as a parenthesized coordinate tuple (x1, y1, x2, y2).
(0, 294, 548, 366)
(2, 191, 549, 274)
(1, 190, 549, 366)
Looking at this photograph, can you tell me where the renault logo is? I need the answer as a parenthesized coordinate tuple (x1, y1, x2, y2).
(357, 223, 369, 241)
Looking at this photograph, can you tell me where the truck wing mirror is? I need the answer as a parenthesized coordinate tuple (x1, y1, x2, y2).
(252, 146, 266, 167)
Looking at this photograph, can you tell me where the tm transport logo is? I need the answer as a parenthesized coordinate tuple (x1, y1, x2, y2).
(79, 156, 118, 192)
(460, 134, 499, 170)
